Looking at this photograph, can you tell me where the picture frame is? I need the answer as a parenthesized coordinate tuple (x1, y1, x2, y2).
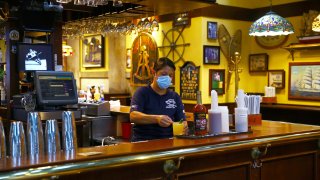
(82, 34, 104, 68)
(180, 61, 200, 100)
(203, 45, 220, 65)
(209, 69, 225, 95)
(126, 48, 132, 69)
(207, 21, 217, 40)
(249, 53, 268, 72)
(268, 70, 285, 89)
(288, 62, 320, 101)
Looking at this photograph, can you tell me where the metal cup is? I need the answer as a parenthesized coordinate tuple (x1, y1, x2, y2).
(62, 111, 78, 151)
(0, 120, 6, 158)
(45, 119, 61, 155)
(9, 121, 27, 158)
(27, 112, 44, 157)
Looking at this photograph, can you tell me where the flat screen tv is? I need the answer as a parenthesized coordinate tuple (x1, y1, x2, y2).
(17, 43, 54, 72)
(34, 71, 78, 109)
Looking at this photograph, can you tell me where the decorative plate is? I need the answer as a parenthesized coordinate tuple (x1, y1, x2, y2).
(255, 35, 288, 49)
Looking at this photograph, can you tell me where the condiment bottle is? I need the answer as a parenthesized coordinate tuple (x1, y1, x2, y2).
(193, 91, 207, 135)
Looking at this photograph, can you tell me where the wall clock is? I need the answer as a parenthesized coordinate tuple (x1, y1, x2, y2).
(255, 35, 288, 49)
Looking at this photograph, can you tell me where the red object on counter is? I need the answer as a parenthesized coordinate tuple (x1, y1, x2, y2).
(122, 122, 132, 139)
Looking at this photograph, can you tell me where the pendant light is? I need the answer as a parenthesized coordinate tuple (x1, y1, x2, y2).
(249, 0, 294, 36)
(312, 14, 320, 32)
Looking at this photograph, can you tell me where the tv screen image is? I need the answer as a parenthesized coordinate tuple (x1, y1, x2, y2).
(17, 43, 54, 72)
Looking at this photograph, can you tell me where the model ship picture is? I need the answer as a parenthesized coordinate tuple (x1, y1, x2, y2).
(295, 67, 320, 91)
(292, 66, 320, 94)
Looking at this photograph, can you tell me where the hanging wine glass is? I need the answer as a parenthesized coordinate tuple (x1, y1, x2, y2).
(151, 18, 159, 32)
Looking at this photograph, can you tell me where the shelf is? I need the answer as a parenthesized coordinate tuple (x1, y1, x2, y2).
(283, 43, 320, 61)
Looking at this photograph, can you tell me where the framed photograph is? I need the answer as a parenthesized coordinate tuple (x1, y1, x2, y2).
(207, 21, 217, 40)
(82, 35, 104, 68)
(209, 69, 225, 95)
(268, 70, 285, 89)
(203, 45, 220, 65)
(289, 62, 320, 101)
(249, 53, 268, 72)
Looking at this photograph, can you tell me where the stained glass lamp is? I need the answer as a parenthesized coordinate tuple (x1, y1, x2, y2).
(312, 14, 320, 32)
(249, 11, 294, 36)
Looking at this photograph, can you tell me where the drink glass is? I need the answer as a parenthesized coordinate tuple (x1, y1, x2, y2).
(62, 111, 78, 151)
(45, 119, 61, 155)
(0, 120, 5, 158)
(27, 112, 44, 157)
(9, 121, 27, 158)
(172, 122, 184, 136)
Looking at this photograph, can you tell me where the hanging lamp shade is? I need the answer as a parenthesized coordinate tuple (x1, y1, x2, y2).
(249, 11, 294, 36)
(312, 14, 320, 32)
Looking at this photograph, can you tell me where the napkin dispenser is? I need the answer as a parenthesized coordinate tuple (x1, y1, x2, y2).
(81, 101, 110, 116)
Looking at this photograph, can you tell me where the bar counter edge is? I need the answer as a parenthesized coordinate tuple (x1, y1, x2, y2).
(0, 120, 320, 179)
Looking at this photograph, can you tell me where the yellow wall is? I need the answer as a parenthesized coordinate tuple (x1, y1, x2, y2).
(126, 15, 320, 107)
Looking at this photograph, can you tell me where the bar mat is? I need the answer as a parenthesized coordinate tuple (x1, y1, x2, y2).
(175, 130, 253, 139)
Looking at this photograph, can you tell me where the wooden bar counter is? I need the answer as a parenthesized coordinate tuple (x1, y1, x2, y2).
(0, 120, 320, 179)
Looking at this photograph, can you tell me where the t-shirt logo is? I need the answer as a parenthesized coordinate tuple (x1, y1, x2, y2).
(165, 99, 177, 109)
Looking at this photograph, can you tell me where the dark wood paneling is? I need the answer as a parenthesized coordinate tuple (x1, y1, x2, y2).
(261, 104, 320, 125)
(262, 154, 315, 180)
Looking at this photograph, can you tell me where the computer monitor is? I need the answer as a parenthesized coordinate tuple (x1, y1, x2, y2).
(34, 71, 78, 109)
(17, 43, 54, 72)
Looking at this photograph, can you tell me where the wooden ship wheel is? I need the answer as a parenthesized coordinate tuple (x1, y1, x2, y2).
(158, 27, 190, 64)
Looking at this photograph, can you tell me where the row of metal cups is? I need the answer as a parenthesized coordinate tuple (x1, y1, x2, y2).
(0, 111, 78, 159)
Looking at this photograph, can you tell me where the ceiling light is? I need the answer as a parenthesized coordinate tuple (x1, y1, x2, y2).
(249, 0, 294, 36)
(312, 14, 320, 32)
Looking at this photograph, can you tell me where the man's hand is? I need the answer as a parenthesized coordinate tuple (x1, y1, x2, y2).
(157, 115, 173, 127)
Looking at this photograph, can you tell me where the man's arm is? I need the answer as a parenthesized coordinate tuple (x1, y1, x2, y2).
(130, 111, 173, 127)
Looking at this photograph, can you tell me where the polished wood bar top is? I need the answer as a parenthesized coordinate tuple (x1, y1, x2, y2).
(1, 120, 320, 173)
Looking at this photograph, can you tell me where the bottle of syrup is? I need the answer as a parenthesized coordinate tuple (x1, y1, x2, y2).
(193, 91, 207, 135)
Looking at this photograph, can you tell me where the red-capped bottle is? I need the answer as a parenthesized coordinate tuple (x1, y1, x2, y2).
(193, 91, 207, 135)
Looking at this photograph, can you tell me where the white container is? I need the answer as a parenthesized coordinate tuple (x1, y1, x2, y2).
(208, 109, 222, 134)
(235, 107, 248, 132)
(218, 106, 229, 132)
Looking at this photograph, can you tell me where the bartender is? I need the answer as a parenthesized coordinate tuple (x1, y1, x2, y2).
(130, 57, 187, 142)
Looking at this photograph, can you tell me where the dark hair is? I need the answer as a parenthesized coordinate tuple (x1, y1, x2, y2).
(153, 57, 176, 72)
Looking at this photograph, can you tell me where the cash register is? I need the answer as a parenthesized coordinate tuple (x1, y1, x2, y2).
(13, 71, 81, 121)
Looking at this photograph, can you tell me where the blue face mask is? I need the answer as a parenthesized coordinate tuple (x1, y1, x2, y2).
(157, 75, 172, 89)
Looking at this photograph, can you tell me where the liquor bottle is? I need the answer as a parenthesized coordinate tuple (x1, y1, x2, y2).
(193, 91, 207, 135)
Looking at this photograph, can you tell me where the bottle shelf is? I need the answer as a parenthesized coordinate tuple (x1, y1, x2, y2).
(283, 43, 320, 61)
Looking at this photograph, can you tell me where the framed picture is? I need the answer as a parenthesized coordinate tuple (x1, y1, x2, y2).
(249, 53, 268, 72)
(207, 21, 217, 40)
(289, 62, 320, 101)
(203, 45, 220, 65)
(82, 35, 104, 68)
(209, 69, 225, 95)
(126, 48, 132, 69)
(268, 70, 285, 89)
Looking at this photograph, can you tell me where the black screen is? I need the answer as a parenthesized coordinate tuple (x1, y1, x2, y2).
(34, 71, 78, 107)
(17, 43, 54, 72)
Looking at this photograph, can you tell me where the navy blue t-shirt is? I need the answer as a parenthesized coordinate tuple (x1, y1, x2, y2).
(130, 85, 185, 141)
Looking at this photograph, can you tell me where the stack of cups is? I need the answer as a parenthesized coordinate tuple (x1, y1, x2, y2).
(45, 119, 61, 156)
(62, 111, 78, 152)
(0, 120, 5, 158)
(27, 112, 44, 159)
(9, 121, 27, 158)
